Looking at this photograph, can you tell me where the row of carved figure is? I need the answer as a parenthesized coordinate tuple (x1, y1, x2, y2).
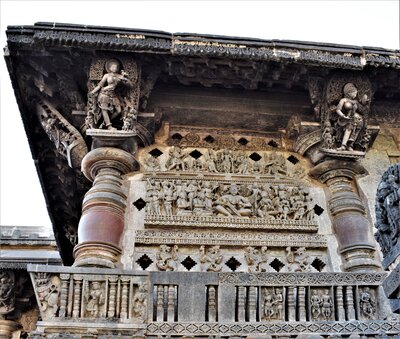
(149, 245, 323, 273)
(375, 163, 400, 257)
(145, 179, 315, 220)
(33, 272, 147, 321)
(259, 286, 375, 321)
(143, 147, 307, 177)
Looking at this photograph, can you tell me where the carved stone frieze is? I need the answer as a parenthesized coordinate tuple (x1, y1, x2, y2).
(146, 320, 400, 336)
(30, 268, 149, 322)
(143, 147, 306, 178)
(136, 245, 327, 273)
(143, 177, 316, 226)
(135, 230, 327, 247)
(219, 272, 386, 285)
(167, 126, 283, 150)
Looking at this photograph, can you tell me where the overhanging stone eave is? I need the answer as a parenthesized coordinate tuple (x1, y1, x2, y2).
(5, 22, 400, 70)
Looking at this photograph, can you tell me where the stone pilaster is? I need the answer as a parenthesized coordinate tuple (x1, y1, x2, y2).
(73, 145, 138, 268)
(310, 160, 381, 272)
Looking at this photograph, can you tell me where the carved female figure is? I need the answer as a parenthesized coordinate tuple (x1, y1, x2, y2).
(263, 289, 275, 320)
(85, 281, 105, 318)
(310, 290, 322, 320)
(89, 59, 131, 130)
(335, 83, 368, 151)
(360, 287, 375, 319)
(274, 288, 284, 320)
(162, 180, 175, 215)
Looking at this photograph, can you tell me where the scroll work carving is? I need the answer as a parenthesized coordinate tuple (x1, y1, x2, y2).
(36, 100, 88, 168)
(375, 162, 400, 267)
(86, 56, 140, 131)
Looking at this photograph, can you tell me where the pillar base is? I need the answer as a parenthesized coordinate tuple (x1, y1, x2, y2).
(0, 320, 20, 339)
(341, 244, 381, 272)
(73, 242, 121, 268)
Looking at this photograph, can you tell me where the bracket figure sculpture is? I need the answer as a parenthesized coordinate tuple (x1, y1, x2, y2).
(334, 83, 369, 151)
(318, 73, 374, 157)
(86, 58, 138, 131)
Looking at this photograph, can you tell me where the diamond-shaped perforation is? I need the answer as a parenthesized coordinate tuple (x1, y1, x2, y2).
(268, 140, 279, 148)
(204, 135, 215, 144)
(133, 198, 146, 211)
(136, 254, 153, 270)
(181, 256, 197, 271)
(313, 204, 324, 216)
(189, 149, 203, 159)
(225, 257, 241, 272)
(171, 133, 183, 141)
(287, 155, 299, 164)
(149, 148, 163, 158)
(249, 152, 262, 162)
(269, 258, 285, 272)
(237, 138, 249, 146)
(311, 258, 326, 272)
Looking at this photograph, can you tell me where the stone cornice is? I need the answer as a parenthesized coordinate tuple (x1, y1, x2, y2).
(6, 22, 400, 70)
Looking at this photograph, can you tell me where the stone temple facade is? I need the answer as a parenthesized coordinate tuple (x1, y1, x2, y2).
(1, 22, 400, 338)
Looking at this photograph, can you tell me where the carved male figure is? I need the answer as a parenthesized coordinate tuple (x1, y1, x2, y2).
(199, 245, 223, 272)
(214, 184, 252, 217)
(321, 289, 333, 320)
(156, 245, 179, 271)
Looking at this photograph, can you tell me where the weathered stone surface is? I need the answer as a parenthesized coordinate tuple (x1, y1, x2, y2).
(4, 21, 400, 338)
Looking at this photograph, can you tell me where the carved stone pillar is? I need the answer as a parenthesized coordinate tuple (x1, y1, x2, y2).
(310, 160, 381, 272)
(73, 146, 137, 268)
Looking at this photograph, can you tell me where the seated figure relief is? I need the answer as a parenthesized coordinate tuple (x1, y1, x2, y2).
(144, 179, 315, 221)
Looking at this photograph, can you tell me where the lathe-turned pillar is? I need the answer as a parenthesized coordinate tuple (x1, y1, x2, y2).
(310, 160, 381, 272)
(73, 145, 138, 268)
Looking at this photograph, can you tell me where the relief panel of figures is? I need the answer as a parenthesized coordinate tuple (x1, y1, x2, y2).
(134, 245, 329, 273)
